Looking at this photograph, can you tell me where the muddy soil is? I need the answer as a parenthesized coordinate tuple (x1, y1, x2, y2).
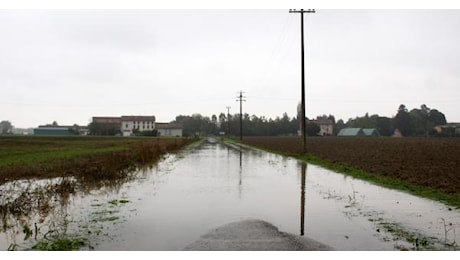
(241, 137, 460, 195)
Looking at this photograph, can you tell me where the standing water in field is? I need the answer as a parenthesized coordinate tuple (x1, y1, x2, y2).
(1, 140, 459, 250)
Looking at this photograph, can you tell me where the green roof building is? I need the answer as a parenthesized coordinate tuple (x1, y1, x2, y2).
(338, 128, 380, 137)
(33, 127, 74, 136)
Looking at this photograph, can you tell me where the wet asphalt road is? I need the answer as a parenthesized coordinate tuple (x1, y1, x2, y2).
(184, 219, 334, 251)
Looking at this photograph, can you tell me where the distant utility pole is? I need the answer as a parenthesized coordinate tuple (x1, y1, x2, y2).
(226, 106, 231, 136)
(289, 9, 315, 154)
(236, 91, 246, 140)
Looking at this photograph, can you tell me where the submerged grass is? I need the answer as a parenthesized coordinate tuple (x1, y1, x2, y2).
(1, 136, 199, 251)
(226, 138, 460, 209)
(295, 153, 460, 209)
(30, 237, 88, 251)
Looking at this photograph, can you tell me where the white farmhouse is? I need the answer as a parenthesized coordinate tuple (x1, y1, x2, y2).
(156, 123, 183, 137)
(121, 115, 156, 136)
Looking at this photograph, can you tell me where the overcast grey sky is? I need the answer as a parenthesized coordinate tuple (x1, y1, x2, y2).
(1, 7, 460, 128)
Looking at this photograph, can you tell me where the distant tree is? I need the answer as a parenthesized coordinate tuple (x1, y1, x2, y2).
(0, 120, 13, 134)
(375, 116, 393, 136)
(335, 119, 346, 135)
(88, 122, 121, 136)
(394, 104, 412, 136)
(429, 109, 447, 127)
(408, 104, 447, 137)
(305, 122, 320, 136)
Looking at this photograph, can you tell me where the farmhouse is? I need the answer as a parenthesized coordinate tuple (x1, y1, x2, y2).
(309, 116, 334, 136)
(121, 115, 156, 136)
(90, 115, 182, 137)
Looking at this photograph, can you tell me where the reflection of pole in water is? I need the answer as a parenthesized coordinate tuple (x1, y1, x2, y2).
(239, 150, 242, 197)
(300, 162, 307, 236)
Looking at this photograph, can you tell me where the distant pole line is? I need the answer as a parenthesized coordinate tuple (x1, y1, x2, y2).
(226, 106, 231, 136)
(289, 8, 315, 154)
(236, 91, 246, 140)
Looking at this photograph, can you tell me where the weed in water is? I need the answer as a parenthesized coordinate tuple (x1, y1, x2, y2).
(30, 237, 88, 251)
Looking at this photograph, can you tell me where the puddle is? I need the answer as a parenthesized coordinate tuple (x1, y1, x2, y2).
(1, 141, 459, 250)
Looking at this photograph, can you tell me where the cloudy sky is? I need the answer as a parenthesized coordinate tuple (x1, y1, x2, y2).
(1, 4, 460, 127)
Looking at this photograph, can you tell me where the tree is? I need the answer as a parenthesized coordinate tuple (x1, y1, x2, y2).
(429, 109, 447, 127)
(88, 122, 121, 136)
(335, 119, 346, 135)
(0, 121, 13, 134)
(305, 122, 320, 136)
(408, 104, 447, 137)
(394, 104, 412, 136)
(375, 116, 393, 136)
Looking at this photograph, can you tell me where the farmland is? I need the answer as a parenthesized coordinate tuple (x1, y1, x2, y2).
(0, 136, 196, 184)
(240, 136, 460, 207)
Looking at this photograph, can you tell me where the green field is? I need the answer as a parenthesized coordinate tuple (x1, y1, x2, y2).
(0, 135, 195, 183)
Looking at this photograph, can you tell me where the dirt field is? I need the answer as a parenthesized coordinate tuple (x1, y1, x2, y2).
(241, 137, 460, 195)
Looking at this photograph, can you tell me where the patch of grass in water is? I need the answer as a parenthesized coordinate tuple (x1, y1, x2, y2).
(374, 221, 452, 250)
(108, 199, 130, 205)
(95, 216, 119, 222)
(30, 237, 88, 251)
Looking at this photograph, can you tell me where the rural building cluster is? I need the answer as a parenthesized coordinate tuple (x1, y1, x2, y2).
(32, 115, 183, 137)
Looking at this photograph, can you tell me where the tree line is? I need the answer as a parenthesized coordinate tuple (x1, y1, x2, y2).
(173, 104, 449, 137)
(1, 104, 451, 137)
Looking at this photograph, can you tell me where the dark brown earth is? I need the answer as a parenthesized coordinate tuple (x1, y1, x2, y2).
(241, 137, 460, 195)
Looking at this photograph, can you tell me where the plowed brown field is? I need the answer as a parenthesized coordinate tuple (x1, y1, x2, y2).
(241, 137, 460, 195)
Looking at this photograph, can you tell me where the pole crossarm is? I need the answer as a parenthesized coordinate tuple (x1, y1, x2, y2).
(289, 9, 316, 13)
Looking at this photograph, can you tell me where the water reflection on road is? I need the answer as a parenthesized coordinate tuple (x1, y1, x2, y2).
(1, 140, 459, 250)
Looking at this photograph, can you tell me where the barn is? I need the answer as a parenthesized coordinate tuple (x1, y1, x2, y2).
(338, 128, 380, 137)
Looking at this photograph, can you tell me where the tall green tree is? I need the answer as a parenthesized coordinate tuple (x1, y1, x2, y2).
(394, 104, 412, 136)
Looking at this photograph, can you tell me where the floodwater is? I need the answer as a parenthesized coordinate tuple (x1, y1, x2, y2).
(1, 139, 459, 251)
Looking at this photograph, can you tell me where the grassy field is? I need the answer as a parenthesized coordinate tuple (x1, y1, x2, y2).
(0, 135, 196, 183)
(239, 136, 460, 208)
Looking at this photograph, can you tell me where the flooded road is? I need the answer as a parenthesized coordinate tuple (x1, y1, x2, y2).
(1, 140, 459, 250)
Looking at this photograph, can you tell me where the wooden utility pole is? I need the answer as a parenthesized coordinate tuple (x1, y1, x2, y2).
(289, 9, 315, 153)
(226, 106, 231, 136)
(236, 91, 246, 140)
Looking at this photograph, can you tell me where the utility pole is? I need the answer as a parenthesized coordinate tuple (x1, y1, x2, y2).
(236, 91, 246, 140)
(289, 9, 315, 154)
(226, 106, 231, 136)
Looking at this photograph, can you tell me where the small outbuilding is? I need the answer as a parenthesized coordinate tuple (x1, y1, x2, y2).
(338, 128, 380, 137)
(156, 123, 183, 137)
(362, 128, 380, 137)
(337, 128, 365, 137)
(33, 127, 73, 136)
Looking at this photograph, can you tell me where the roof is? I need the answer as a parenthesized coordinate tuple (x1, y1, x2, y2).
(92, 117, 121, 124)
(311, 118, 334, 125)
(362, 128, 380, 136)
(338, 128, 364, 136)
(338, 128, 380, 137)
(34, 127, 72, 131)
(121, 115, 156, 122)
(156, 123, 183, 129)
